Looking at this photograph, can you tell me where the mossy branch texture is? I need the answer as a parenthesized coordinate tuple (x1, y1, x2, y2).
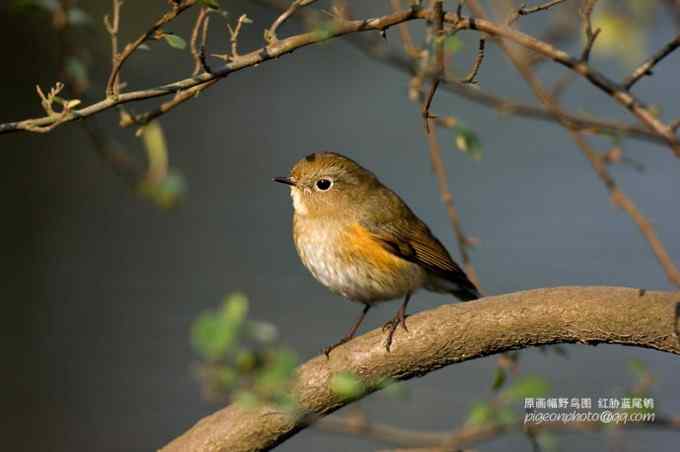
(162, 287, 680, 452)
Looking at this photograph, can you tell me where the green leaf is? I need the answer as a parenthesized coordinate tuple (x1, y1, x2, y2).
(330, 372, 365, 400)
(501, 375, 550, 403)
(445, 35, 463, 54)
(254, 348, 297, 396)
(163, 33, 187, 50)
(142, 170, 187, 209)
(233, 390, 260, 409)
(190, 293, 249, 360)
(491, 367, 507, 391)
(236, 350, 257, 372)
(67, 8, 93, 26)
(628, 359, 647, 380)
(191, 309, 237, 360)
(65, 57, 89, 85)
(217, 366, 238, 389)
(222, 292, 249, 326)
(496, 406, 518, 425)
(466, 401, 493, 426)
(197, 0, 221, 9)
(454, 125, 483, 160)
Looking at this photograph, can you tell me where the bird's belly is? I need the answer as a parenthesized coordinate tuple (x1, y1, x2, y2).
(294, 221, 425, 303)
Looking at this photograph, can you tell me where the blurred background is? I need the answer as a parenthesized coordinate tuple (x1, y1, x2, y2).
(1, 1, 679, 451)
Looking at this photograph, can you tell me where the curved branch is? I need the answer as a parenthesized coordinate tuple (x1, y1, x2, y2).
(161, 287, 680, 452)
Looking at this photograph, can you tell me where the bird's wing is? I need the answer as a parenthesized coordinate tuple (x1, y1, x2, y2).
(359, 187, 480, 300)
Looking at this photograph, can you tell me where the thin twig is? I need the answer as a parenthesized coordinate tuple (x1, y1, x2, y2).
(476, 0, 680, 288)
(507, 0, 568, 26)
(265, 0, 319, 43)
(579, 0, 600, 62)
(4, 5, 680, 157)
(191, 7, 211, 76)
(104, 0, 123, 96)
(106, 0, 197, 97)
(460, 38, 485, 84)
(623, 33, 680, 90)
(420, 1, 481, 288)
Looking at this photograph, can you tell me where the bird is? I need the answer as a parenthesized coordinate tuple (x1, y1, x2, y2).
(273, 152, 480, 356)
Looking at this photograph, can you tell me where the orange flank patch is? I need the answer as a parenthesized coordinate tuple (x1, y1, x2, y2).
(343, 223, 409, 273)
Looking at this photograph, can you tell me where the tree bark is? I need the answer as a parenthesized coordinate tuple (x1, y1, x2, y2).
(161, 286, 680, 452)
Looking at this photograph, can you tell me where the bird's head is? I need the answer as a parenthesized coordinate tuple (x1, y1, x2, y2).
(273, 152, 379, 217)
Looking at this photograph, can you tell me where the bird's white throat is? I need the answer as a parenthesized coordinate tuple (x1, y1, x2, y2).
(290, 187, 309, 215)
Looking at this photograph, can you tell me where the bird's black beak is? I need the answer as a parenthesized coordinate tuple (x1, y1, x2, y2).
(273, 176, 295, 186)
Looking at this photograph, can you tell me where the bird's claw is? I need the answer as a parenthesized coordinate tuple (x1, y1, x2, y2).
(323, 337, 351, 358)
(382, 314, 409, 352)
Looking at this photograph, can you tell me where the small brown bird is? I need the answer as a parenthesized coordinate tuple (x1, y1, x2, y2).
(274, 152, 480, 356)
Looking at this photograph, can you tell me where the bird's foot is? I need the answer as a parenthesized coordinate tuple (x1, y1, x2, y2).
(323, 337, 351, 358)
(382, 313, 409, 352)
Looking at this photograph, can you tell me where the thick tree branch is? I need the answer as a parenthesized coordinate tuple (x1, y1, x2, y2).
(161, 287, 680, 452)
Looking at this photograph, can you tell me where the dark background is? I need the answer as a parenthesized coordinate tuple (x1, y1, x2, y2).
(1, 1, 679, 451)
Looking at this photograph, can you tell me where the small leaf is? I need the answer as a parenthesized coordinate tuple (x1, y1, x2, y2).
(236, 350, 257, 373)
(501, 375, 550, 403)
(445, 35, 463, 54)
(191, 309, 236, 360)
(141, 121, 169, 183)
(217, 366, 238, 388)
(190, 293, 249, 360)
(65, 57, 89, 85)
(233, 390, 260, 409)
(197, 0, 221, 9)
(139, 171, 187, 209)
(163, 33, 187, 50)
(491, 367, 507, 391)
(330, 372, 365, 400)
(67, 8, 93, 26)
(628, 358, 649, 383)
(454, 125, 482, 159)
(222, 292, 249, 327)
(466, 401, 493, 426)
(64, 99, 81, 109)
(496, 406, 518, 425)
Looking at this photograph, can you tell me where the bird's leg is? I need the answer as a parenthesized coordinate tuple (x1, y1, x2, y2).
(324, 304, 371, 358)
(383, 293, 411, 352)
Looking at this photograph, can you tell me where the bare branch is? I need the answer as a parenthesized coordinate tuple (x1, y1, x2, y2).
(507, 0, 569, 26)
(578, 0, 601, 62)
(472, 0, 680, 287)
(265, 0, 320, 43)
(460, 38, 485, 84)
(191, 7, 211, 76)
(104, 0, 123, 93)
(623, 33, 680, 90)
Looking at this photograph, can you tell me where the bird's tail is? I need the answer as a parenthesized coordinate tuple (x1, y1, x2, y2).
(451, 276, 481, 301)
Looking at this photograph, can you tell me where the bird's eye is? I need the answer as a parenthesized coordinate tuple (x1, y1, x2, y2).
(315, 178, 333, 191)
